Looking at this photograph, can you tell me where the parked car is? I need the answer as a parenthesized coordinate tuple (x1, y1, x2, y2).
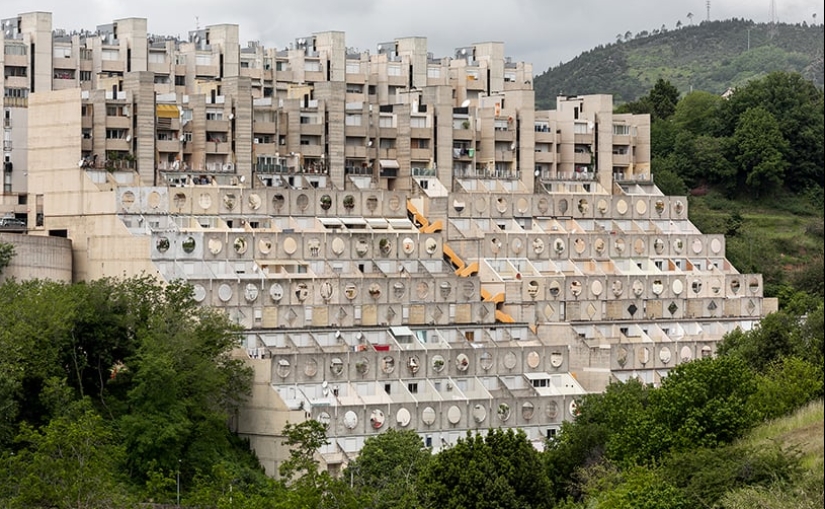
(0, 217, 26, 228)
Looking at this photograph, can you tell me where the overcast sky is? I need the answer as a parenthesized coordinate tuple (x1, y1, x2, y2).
(4, 0, 821, 74)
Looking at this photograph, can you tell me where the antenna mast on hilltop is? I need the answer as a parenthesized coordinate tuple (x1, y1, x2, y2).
(769, 0, 778, 38)
(706, 1, 711, 21)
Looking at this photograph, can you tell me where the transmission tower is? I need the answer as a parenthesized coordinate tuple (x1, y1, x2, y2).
(706, 1, 711, 21)
(769, 0, 778, 38)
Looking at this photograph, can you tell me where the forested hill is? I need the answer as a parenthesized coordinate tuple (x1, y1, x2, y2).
(533, 18, 824, 109)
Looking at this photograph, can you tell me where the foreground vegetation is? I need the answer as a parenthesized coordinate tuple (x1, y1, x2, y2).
(0, 273, 821, 508)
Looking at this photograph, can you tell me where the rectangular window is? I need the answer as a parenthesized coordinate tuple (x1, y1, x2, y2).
(4, 88, 28, 99)
(196, 54, 212, 66)
(105, 129, 126, 139)
(411, 138, 429, 149)
(79, 70, 92, 81)
(573, 122, 588, 134)
(408, 383, 418, 394)
(148, 52, 166, 64)
(3, 66, 27, 77)
(53, 46, 72, 58)
(80, 48, 93, 60)
(410, 116, 427, 129)
(304, 60, 321, 72)
(387, 64, 402, 76)
(427, 66, 440, 78)
(346, 62, 360, 74)
(205, 109, 223, 120)
(101, 49, 119, 61)
(613, 124, 630, 136)
(4, 44, 26, 56)
(345, 114, 362, 126)
(378, 116, 393, 128)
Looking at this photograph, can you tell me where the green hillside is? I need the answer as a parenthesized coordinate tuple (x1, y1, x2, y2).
(534, 19, 824, 109)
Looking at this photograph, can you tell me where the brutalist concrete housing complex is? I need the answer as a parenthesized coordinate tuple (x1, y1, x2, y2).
(1, 11, 777, 477)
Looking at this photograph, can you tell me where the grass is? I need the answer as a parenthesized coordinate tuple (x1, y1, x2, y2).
(720, 400, 825, 509)
(688, 192, 824, 295)
(747, 399, 824, 471)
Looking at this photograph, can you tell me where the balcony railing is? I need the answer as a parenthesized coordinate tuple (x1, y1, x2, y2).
(453, 167, 521, 180)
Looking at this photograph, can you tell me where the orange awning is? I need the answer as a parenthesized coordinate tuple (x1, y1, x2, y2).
(156, 104, 179, 119)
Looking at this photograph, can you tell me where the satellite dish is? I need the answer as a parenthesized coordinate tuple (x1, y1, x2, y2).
(461, 99, 471, 108)
(239, 175, 246, 183)
(588, 121, 595, 130)
(377, 44, 382, 51)
(125, 134, 132, 142)
(229, 113, 235, 120)
(78, 159, 85, 167)
(322, 380, 329, 388)
(461, 48, 467, 55)
(179, 134, 186, 141)
(534, 169, 541, 177)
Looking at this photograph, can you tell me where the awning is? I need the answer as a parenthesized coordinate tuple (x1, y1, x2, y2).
(156, 104, 180, 119)
(379, 159, 399, 169)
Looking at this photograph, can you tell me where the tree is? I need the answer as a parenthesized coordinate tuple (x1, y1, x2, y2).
(648, 78, 680, 121)
(544, 379, 649, 502)
(732, 106, 788, 197)
(118, 281, 253, 481)
(672, 90, 723, 136)
(610, 356, 758, 465)
(0, 399, 134, 509)
(419, 428, 552, 509)
(277, 420, 365, 509)
(721, 72, 824, 194)
(718, 310, 798, 371)
(583, 465, 691, 509)
(346, 429, 431, 509)
(0, 242, 13, 274)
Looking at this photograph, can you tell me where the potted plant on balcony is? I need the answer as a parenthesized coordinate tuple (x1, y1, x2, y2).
(343, 194, 355, 210)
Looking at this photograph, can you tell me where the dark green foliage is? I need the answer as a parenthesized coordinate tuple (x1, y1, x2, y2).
(545, 380, 649, 501)
(0, 242, 13, 274)
(419, 428, 552, 509)
(534, 20, 823, 109)
(0, 276, 257, 505)
(647, 78, 680, 120)
(581, 465, 692, 509)
(611, 356, 758, 464)
(720, 72, 824, 194)
(749, 357, 823, 420)
(663, 443, 803, 508)
(732, 106, 789, 196)
(718, 310, 800, 371)
(345, 429, 432, 509)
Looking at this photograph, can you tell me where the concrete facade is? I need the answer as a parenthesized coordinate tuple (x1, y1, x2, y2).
(2, 11, 777, 478)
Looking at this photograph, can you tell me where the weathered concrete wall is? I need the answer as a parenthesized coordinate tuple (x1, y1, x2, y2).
(0, 233, 72, 283)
